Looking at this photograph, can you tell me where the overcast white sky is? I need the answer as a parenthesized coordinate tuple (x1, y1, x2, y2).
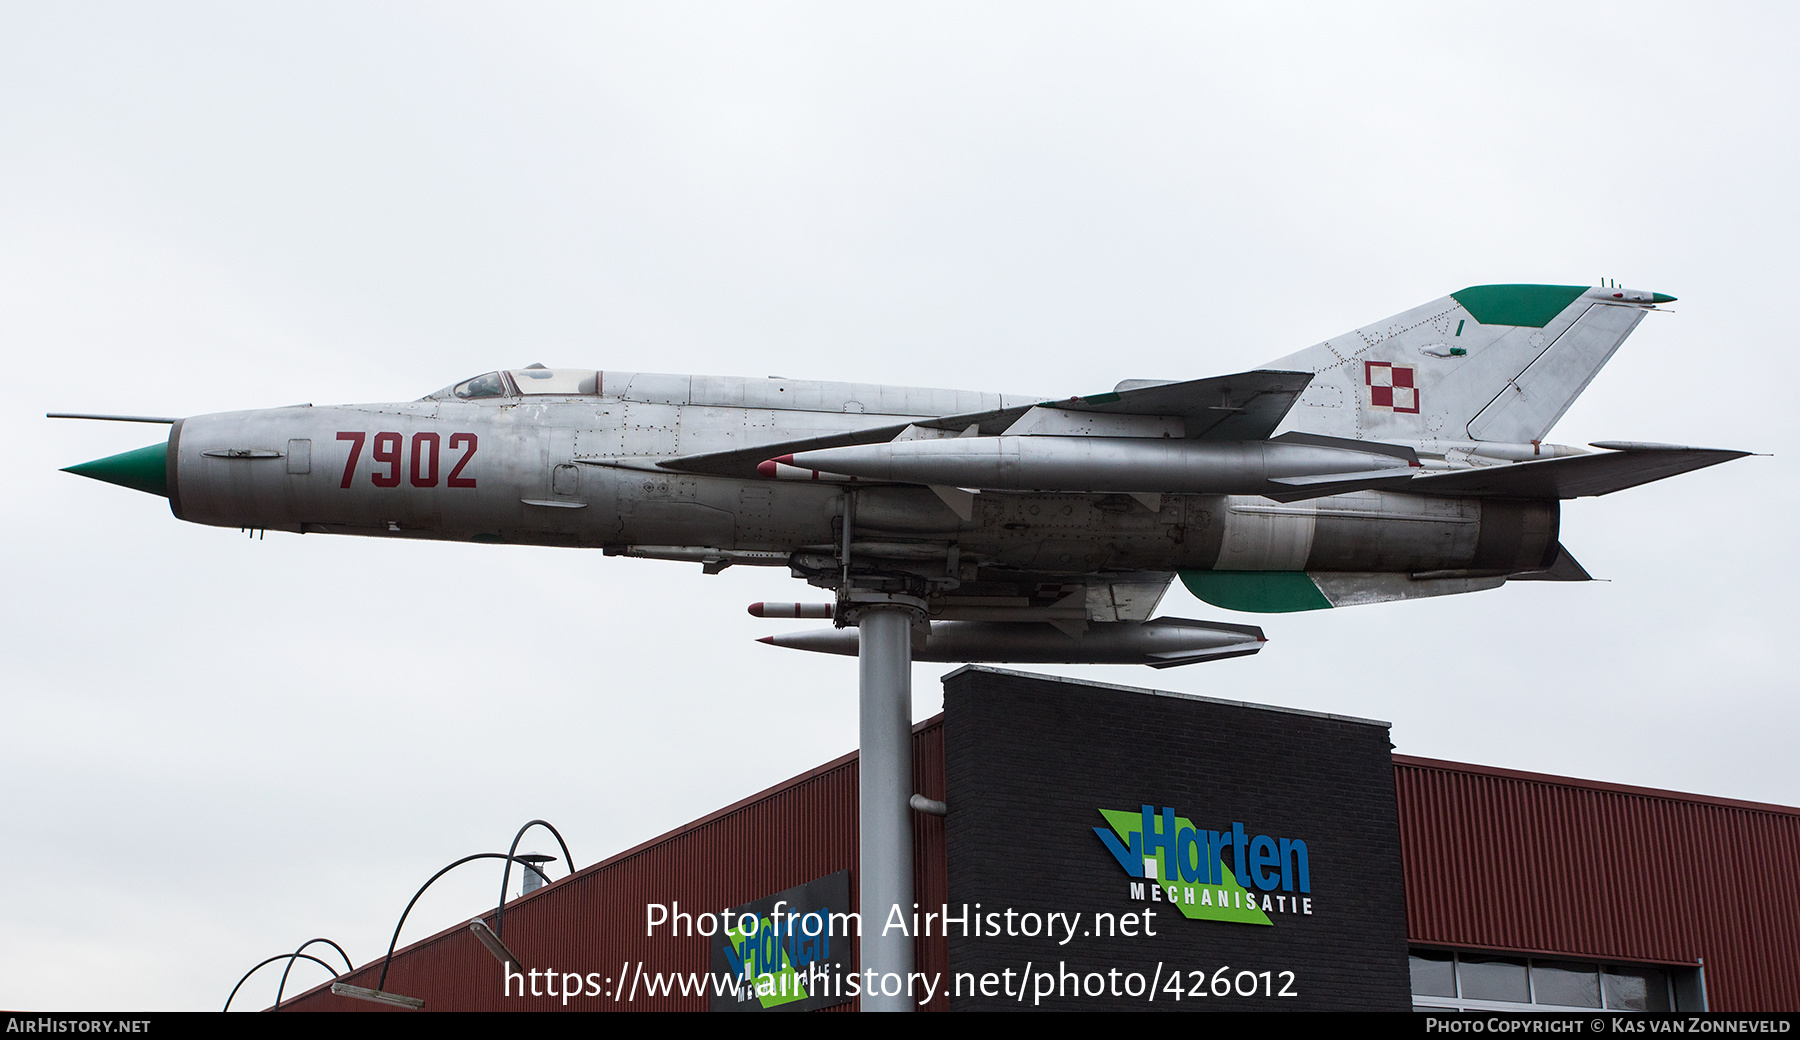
(3, 2, 1794, 1011)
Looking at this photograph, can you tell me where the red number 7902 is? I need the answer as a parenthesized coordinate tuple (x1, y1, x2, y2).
(337, 431, 477, 489)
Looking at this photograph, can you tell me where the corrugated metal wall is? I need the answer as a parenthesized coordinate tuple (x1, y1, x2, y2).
(1395, 754, 1800, 1011)
(277, 728, 1800, 1012)
(280, 717, 948, 1012)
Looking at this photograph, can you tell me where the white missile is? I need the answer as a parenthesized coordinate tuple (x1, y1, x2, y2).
(758, 617, 1266, 669)
(747, 602, 834, 618)
(753, 459, 859, 482)
(768, 434, 1418, 496)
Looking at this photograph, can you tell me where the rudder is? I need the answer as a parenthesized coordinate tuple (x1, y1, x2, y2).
(1265, 284, 1670, 448)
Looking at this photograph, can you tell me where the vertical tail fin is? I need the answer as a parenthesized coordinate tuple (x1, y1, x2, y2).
(1265, 284, 1672, 447)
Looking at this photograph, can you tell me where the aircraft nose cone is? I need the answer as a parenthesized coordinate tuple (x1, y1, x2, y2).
(62, 442, 170, 497)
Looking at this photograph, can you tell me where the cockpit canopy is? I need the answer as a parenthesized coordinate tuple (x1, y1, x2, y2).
(424, 366, 600, 401)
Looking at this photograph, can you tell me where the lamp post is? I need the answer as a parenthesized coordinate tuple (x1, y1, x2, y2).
(239, 820, 577, 1011)
(223, 938, 353, 1011)
(495, 819, 573, 940)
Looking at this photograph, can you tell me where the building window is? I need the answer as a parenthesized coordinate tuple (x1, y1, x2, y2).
(1409, 949, 1699, 1012)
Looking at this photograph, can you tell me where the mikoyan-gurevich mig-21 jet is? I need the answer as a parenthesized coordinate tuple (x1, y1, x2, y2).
(59, 283, 1749, 668)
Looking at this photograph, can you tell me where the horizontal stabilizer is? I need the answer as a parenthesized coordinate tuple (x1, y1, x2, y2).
(1407, 444, 1750, 498)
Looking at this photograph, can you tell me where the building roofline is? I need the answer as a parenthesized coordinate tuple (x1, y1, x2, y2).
(943, 664, 1392, 729)
(277, 715, 949, 1010)
(575, 712, 946, 878)
(1393, 753, 1800, 818)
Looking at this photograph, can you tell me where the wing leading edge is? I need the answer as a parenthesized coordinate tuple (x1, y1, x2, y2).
(659, 369, 1314, 479)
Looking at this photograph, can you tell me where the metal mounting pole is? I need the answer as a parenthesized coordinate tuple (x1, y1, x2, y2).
(848, 592, 924, 1011)
(837, 486, 925, 1011)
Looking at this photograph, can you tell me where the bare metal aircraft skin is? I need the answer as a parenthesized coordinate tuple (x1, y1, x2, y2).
(61, 284, 1748, 667)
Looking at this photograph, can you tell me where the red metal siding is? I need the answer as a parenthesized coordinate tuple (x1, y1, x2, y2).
(1395, 755, 1800, 1011)
(280, 716, 948, 1012)
(277, 727, 1799, 1012)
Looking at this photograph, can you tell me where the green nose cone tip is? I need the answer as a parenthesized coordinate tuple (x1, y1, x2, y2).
(63, 442, 170, 497)
(1652, 292, 1677, 303)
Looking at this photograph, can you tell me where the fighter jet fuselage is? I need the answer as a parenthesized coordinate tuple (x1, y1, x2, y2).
(63, 284, 1749, 664)
(162, 385, 1550, 578)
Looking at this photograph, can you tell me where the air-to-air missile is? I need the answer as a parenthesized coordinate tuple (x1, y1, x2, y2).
(58, 284, 1749, 666)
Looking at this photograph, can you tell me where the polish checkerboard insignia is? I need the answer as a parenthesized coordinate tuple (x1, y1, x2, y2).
(1364, 361, 1419, 414)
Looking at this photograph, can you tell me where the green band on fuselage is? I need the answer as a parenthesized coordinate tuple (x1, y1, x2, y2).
(1179, 571, 1332, 613)
(1451, 284, 1588, 328)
